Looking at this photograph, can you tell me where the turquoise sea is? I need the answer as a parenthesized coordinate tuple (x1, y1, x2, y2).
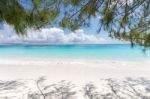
(0, 44, 150, 61)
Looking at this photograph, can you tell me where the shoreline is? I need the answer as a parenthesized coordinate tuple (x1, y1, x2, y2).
(0, 57, 150, 64)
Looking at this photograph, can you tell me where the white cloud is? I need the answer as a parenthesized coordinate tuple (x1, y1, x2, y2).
(0, 24, 124, 44)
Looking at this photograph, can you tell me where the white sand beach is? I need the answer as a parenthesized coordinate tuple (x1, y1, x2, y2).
(0, 59, 150, 83)
(0, 59, 150, 99)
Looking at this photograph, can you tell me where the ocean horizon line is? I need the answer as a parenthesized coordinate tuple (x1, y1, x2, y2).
(0, 43, 130, 46)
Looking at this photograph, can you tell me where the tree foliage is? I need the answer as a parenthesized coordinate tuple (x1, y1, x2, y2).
(1, 0, 150, 47)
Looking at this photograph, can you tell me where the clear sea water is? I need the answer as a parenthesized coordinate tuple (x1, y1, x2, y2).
(0, 44, 150, 61)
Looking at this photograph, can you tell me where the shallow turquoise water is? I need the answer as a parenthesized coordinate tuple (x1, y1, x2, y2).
(0, 44, 149, 61)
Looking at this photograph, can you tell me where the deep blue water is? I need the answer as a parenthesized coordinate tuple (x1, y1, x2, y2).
(0, 44, 149, 61)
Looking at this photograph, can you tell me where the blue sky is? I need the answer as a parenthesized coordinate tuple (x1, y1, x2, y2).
(0, 15, 125, 44)
(0, 22, 126, 44)
(0, 1, 126, 44)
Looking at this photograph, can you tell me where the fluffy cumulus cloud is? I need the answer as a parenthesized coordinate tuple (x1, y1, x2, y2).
(0, 24, 124, 44)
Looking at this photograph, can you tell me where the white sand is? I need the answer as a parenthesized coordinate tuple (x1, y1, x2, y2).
(0, 58, 150, 84)
(0, 59, 150, 98)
